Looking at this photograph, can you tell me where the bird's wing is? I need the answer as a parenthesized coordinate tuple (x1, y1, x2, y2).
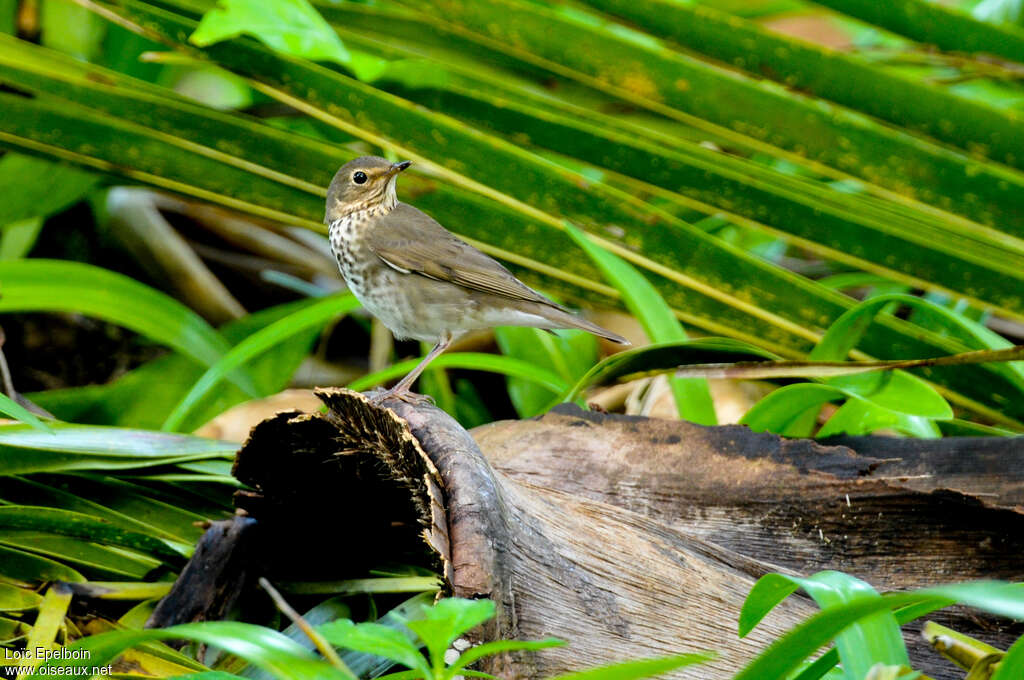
(366, 203, 558, 306)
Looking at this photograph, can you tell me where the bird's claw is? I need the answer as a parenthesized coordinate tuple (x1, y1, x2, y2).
(367, 388, 435, 406)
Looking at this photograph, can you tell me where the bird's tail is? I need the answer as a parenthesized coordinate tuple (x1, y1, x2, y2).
(538, 305, 630, 345)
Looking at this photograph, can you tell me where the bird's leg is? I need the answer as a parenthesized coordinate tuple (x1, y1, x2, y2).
(369, 332, 453, 405)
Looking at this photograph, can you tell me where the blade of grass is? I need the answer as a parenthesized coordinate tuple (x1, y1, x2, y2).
(161, 293, 359, 431)
(0, 422, 237, 476)
(0, 259, 255, 394)
(40, 621, 351, 679)
(0, 393, 51, 432)
(564, 222, 715, 424)
(17, 582, 72, 673)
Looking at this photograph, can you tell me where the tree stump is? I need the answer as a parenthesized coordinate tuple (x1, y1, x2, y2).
(149, 388, 1024, 679)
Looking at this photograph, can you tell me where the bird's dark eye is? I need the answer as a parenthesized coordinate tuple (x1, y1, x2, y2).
(353, 171, 368, 185)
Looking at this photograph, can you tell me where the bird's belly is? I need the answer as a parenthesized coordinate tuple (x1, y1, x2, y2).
(348, 268, 458, 342)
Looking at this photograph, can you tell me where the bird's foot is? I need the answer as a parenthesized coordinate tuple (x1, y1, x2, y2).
(367, 387, 435, 406)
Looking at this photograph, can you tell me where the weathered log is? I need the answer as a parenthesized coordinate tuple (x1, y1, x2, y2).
(146, 516, 257, 630)
(149, 388, 1024, 678)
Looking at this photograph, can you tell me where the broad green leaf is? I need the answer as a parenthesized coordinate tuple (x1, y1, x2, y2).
(317, 620, 430, 675)
(732, 581, 1024, 680)
(741, 371, 951, 437)
(0, 507, 187, 561)
(582, 0, 1024, 172)
(810, 0, 1024, 65)
(0, 217, 44, 260)
(41, 0, 105, 61)
(566, 338, 778, 400)
(817, 399, 942, 439)
(0, 582, 43, 612)
(0, 153, 98, 226)
(0, 544, 84, 584)
(740, 384, 841, 437)
(191, 0, 349, 65)
(820, 370, 953, 437)
(406, 598, 495, 666)
(495, 326, 597, 418)
(563, 222, 715, 425)
(828, 371, 957, 419)
(34, 297, 329, 432)
(792, 572, 909, 680)
(0, 422, 236, 476)
(161, 293, 359, 431)
(3, 28, 1022, 425)
(546, 653, 716, 680)
(18, 583, 72, 672)
(0, 259, 252, 392)
(337, 592, 436, 679)
(992, 633, 1024, 680)
(190, 0, 389, 80)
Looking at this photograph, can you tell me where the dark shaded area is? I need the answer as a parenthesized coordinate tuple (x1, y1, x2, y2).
(146, 516, 258, 631)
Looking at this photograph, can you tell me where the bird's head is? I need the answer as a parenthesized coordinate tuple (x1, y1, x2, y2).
(325, 156, 412, 222)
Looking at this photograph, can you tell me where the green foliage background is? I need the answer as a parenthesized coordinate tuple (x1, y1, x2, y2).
(0, 0, 1023, 677)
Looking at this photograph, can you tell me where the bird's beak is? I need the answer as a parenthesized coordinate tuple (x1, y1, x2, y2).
(387, 160, 412, 177)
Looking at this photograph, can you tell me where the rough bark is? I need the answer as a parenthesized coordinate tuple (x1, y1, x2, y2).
(148, 388, 1024, 679)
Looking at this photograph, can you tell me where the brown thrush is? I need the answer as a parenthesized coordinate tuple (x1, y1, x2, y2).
(325, 156, 628, 403)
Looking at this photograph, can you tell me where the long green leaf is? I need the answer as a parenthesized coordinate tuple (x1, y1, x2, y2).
(0, 582, 43, 612)
(0, 544, 84, 584)
(4, 14, 1023, 423)
(740, 384, 843, 436)
(582, 0, 1024, 173)
(740, 571, 909, 680)
(0, 422, 236, 476)
(564, 222, 715, 424)
(732, 582, 1024, 680)
(161, 293, 359, 431)
(34, 297, 331, 432)
(808, 0, 1024, 65)
(18, 583, 72, 672)
(0, 259, 251, 390)
(0, 153, 97, 225)
(0, 474, 213, 544)
(398, 0, 1024, 234)
(565, 338, 778, 400)
(0, 531, 159, 579)
(0, 393, 50, 432)
(992, 634, 1024, 680)
(0, 506, 187, 561)
(41, 621, 351, 680)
